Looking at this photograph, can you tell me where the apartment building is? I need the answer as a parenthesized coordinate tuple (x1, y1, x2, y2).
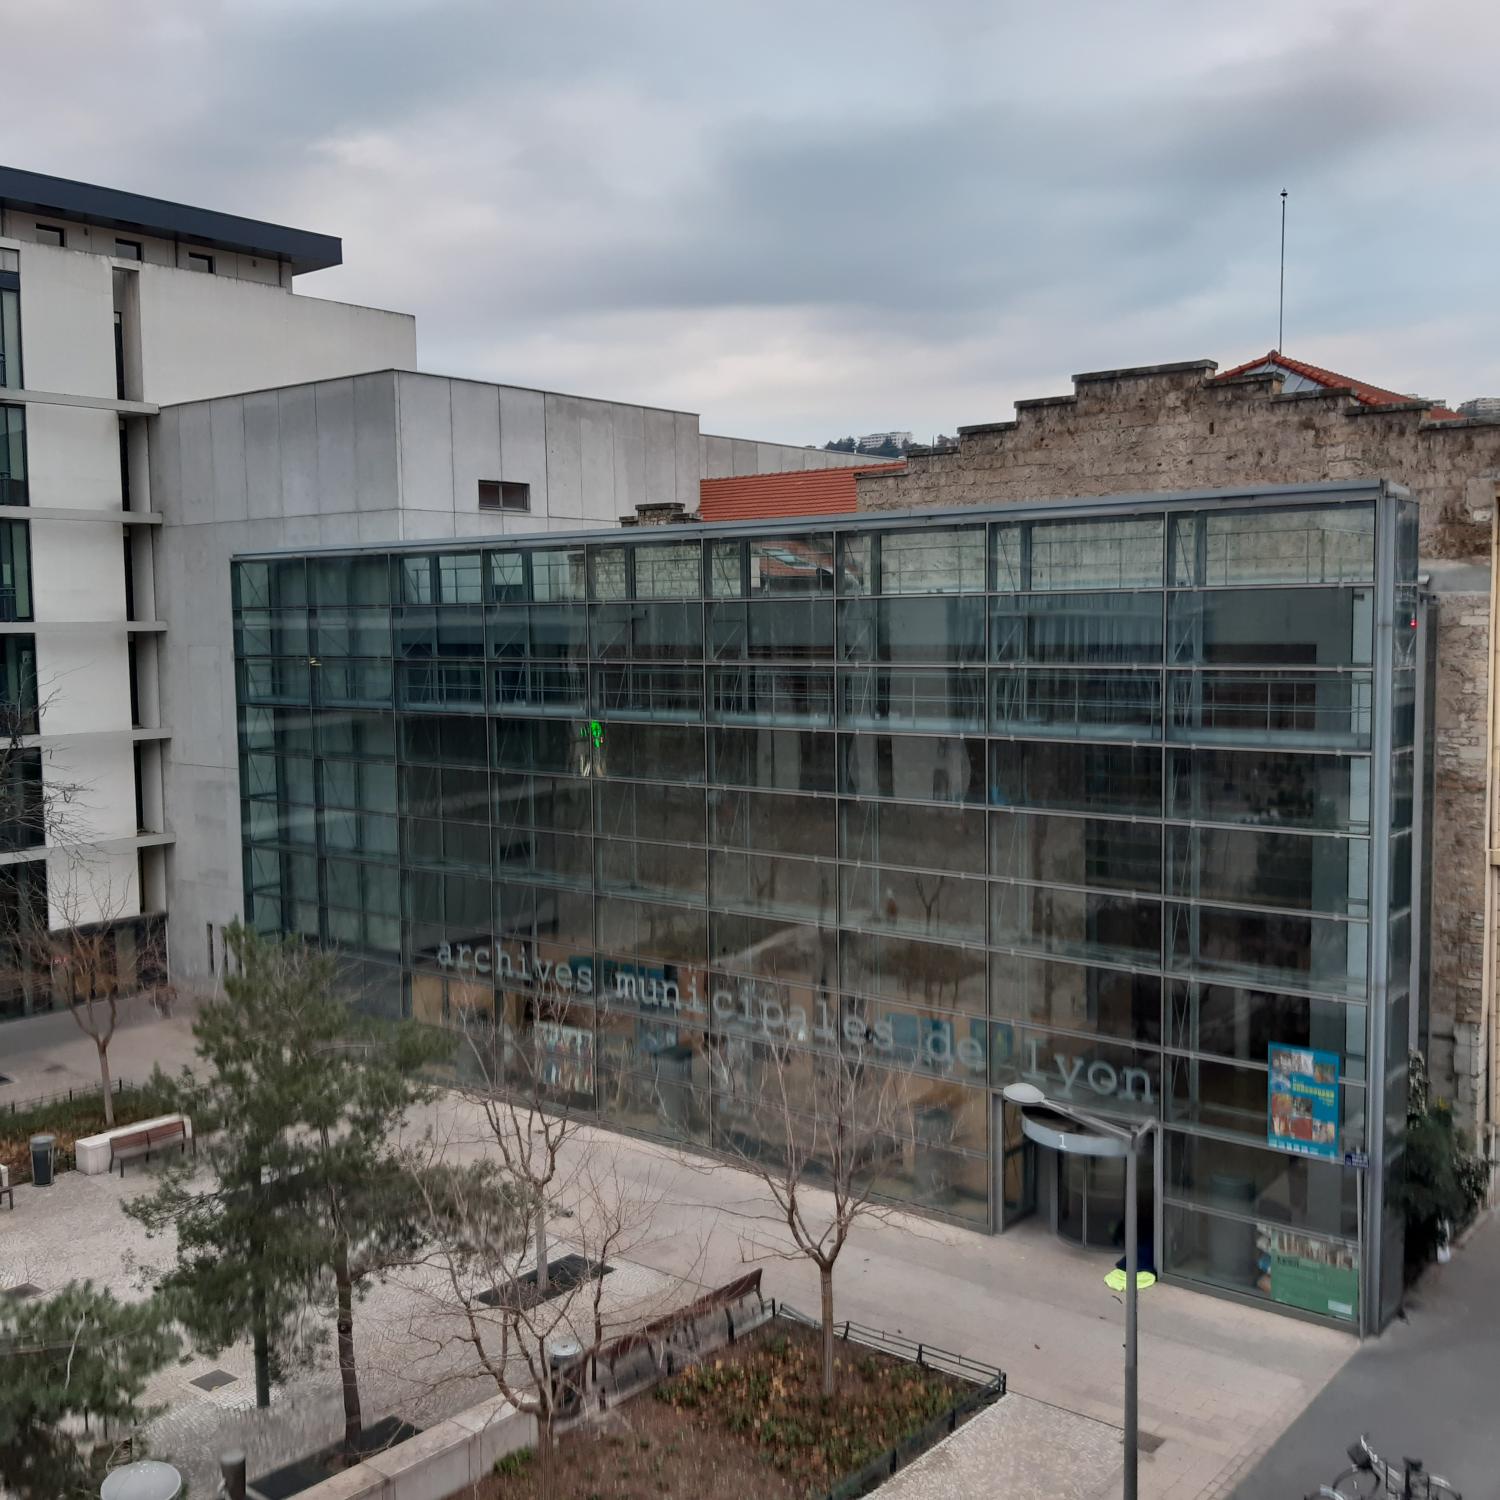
(0, 166, 861, 1009)
(0, 166, 414, 1012)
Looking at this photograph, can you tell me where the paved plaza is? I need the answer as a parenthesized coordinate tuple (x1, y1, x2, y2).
(0, 1012, 1357, 1500)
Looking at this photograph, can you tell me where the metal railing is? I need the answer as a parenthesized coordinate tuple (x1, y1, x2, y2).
(3, 1076, 139, 1116)
(762, 1303, 1004, 1500)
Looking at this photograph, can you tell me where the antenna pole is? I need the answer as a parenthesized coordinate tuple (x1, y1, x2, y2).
(1278, 189, 1288, 351)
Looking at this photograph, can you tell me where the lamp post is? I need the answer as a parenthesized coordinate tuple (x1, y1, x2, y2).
(1003, 1082, 1157, 1500)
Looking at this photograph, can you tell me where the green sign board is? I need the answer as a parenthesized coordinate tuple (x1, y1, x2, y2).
(1268, 1234, 1359, 1322)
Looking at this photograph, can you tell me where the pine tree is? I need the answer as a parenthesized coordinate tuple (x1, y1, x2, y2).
(0, 1281, 179, 1499)
(128, 922, 449, 1449)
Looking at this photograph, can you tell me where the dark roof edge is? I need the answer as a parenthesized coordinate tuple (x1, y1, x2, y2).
(1073, 359, 1219, 383)
(0, 165, 340, 274)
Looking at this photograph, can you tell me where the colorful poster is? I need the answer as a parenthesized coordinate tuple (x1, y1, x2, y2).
(1267, 1044, 1340, 1161)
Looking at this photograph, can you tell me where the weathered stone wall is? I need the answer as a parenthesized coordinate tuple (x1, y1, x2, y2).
(859, 360, 1500, 1119)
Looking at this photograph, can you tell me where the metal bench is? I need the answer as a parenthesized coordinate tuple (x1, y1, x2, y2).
(109, 1119, 192, 1177)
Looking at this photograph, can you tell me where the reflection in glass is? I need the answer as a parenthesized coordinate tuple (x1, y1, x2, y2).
(1169, 588, 1373, 666)
(994, 592, 1164, 665)
(989, 951, 1162, 1043)
(992, 668, 1162, 738)
(1166, 902, 1369, 997)
(1166, 981, 1366, 1079)
(991, 810, 1161, 893)
(1168, 748, 1370, 832)
(1168, 825, 1368, 916)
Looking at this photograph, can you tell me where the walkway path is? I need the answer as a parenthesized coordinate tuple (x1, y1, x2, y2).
(1233, 1214, 1500, 1500)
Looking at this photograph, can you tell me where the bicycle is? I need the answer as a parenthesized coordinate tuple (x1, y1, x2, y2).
(1306, 1435, 1462, 1500)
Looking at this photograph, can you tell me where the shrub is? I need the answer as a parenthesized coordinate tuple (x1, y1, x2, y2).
(1393, 1051, 1489, 1281)
(493, 1447, 533, 1478)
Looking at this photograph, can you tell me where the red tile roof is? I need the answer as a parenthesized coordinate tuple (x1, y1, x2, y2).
(699, 462, 906, 522)
(1215, 351, 1459, 417)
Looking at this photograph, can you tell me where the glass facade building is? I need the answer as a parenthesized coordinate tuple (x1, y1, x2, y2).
(233, 481, 1421, 1330)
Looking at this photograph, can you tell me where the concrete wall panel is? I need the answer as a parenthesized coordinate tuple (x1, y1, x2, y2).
(314, 378, 358, 515)
(449, 378, 502, 524)
(643, 407, 677, 506)
(176, 403, 216, 526)
(611, 404, 646, 521)
(241, 392, 283, 520)
(579, 403, 615, 521)
(209, 399, 249, 523)
(15, 245, 116, 396)
(36, 631, 132, 736)
(30, 519, 126, 623)
(674, 412, 699, 507)
(23, 405, 120, 511)
(543, 394, 583, 518)
(397, 375, 456, 514)
(498, 387, 548, 510)
(353, 373, 400, 512)
(135, 264, 415, 406)
(277, 384, 320, 518)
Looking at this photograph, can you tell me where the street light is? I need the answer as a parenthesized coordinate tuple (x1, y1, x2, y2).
(1003, 1082, 1157, 1500)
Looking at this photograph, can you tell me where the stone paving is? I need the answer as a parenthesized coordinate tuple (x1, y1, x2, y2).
(0, 1016, 1357, 1500)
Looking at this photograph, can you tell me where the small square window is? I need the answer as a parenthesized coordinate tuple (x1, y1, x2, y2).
(114, 238, 142, 261)
(186, 251, 215, 274)
(479, 480, 530, 514)
(34, 224, 65, 248)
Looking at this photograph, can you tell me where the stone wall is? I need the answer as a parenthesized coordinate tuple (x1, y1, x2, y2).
(859, 360, 1500, 1121)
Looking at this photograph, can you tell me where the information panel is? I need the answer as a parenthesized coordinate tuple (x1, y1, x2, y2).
(1267, 1044, 1340, 1161)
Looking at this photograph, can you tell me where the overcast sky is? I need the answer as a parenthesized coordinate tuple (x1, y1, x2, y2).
(8, 0, 1499, 442)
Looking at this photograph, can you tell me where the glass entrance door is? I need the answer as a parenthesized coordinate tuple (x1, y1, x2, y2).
(1053, 1146, 1155, 1257)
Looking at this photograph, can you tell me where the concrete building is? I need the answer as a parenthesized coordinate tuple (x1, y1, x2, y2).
(1458, 398, 1500, 421)
(0, 165, 864, 1010)
(152, 372, 858, 978)
(857, 355, 1500, 1158)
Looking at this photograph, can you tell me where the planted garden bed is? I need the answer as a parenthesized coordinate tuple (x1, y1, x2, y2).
(0, 1074, 176, 1182)
(482, 1315, 1000, 1500)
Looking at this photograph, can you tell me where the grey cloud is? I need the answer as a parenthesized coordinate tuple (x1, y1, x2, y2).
(3, 0, 1499, 440)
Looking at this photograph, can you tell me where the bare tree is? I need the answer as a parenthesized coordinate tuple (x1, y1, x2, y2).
(713, 1023, 916, 1396)
(18, 870, 169, 1127)
(0, 672, 115, 1044)
(400, 994, 680, 1486)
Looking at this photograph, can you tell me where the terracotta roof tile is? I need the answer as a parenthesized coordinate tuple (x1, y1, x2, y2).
(1215, 351, 1459, 417)
(699, 462, 905, 522)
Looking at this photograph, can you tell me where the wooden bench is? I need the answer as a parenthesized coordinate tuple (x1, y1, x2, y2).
(110, 1119, 193, 1177)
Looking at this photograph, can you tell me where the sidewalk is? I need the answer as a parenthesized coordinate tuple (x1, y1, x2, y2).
(0, 999, 202, 1104)
(1232, 1214, 1500, 1500)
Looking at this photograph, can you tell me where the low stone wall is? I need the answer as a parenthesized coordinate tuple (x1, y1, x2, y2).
(277, 1272, 768, 1500)
(275, 1398, 534, 1500)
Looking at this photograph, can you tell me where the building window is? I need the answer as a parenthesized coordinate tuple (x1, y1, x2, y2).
(479, 480, 530, 513)
(34, 224, 65, 248)
(0, 408, 26, 506)
(114, 238, 143, 261)
(0, 520, 32, 622)
(186, 251, 215, 274)
(0, 636, 37, 735)
(0, 284, 19, 391)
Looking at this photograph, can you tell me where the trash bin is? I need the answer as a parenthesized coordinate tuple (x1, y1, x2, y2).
(29, 1133, 56, 1187)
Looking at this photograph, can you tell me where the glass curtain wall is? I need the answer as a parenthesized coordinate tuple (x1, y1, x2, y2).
(233, 483, 1415, 1327)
